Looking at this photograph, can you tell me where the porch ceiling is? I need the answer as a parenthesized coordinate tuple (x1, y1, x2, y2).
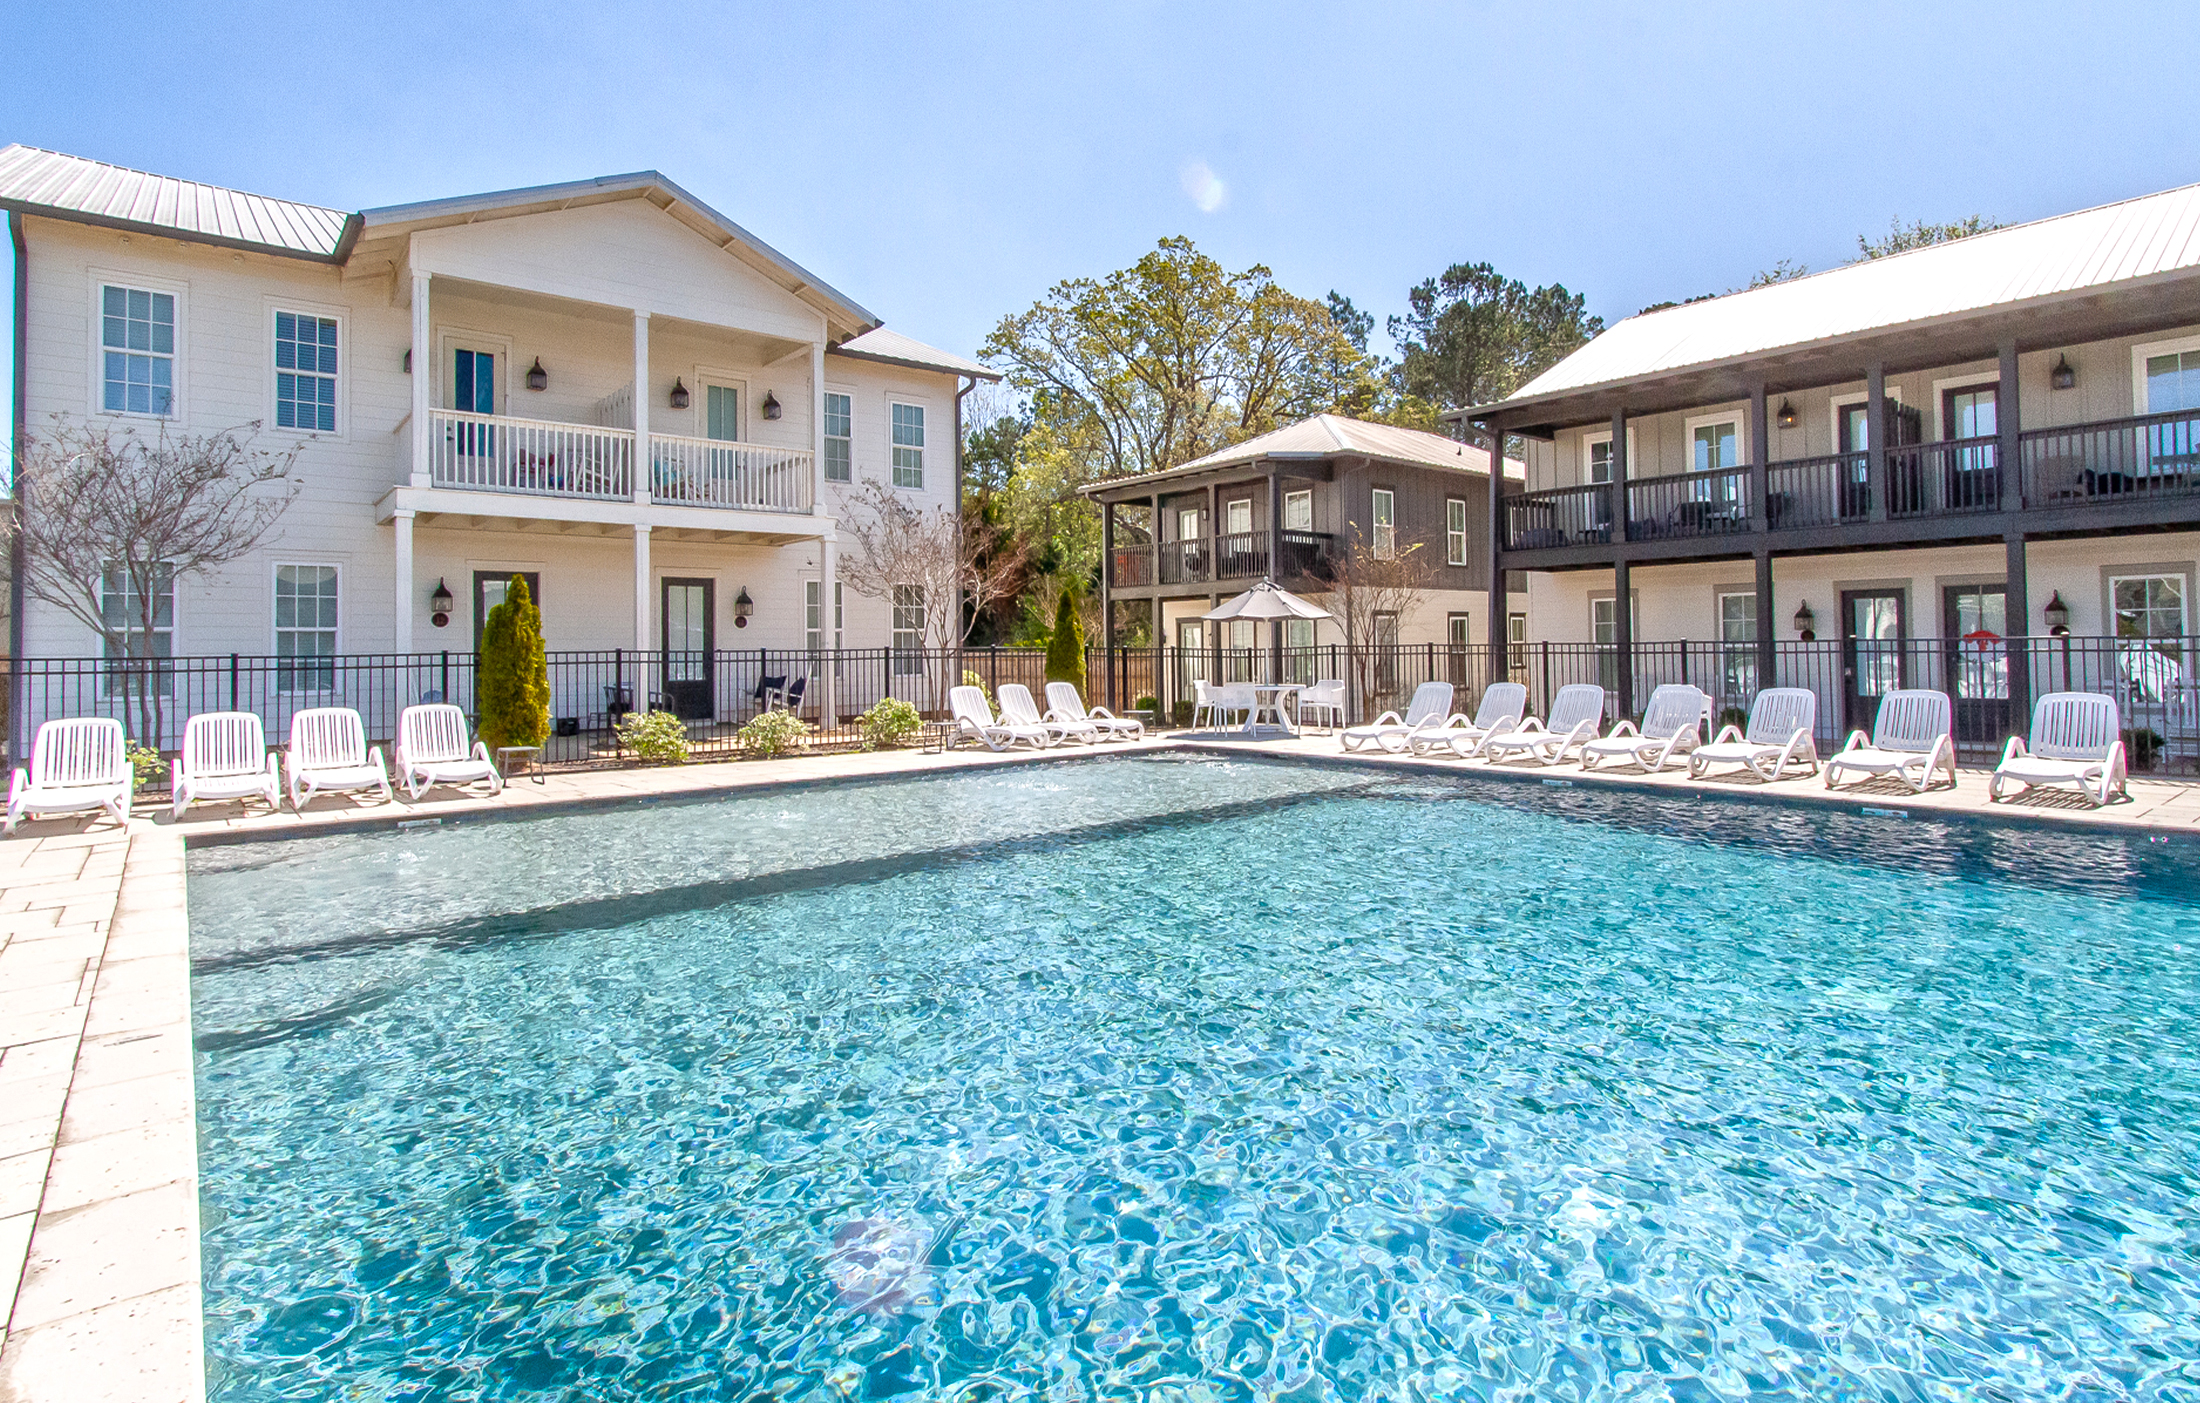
(427, 274, 812, 363)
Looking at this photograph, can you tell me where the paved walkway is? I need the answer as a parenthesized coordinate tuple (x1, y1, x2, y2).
(0, 733, 2190, 1400)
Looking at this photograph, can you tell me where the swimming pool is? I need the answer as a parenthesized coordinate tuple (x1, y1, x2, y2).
(190, 754, 2200, 1399)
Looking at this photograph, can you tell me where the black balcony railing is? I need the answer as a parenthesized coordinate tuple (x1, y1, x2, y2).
(1157, 538, 1209, 585)
(1110, 531, 1337, 589)
(2020, 406, 2200, 507)
(1626, 467, 1752, 541)
(1214, 531, 1269, 581)
(1111, 544, 1156, 588)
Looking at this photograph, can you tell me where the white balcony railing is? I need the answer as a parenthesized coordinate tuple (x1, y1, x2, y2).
(648, 433, 815, 514)
(426, 408, 634, 501)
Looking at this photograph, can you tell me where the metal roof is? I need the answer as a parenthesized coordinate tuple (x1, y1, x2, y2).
(1085, 414, 1523, 496)
(828, 327, 996, 380)
(1476, 178, 2200, 419)
(0, 144, 356, 260)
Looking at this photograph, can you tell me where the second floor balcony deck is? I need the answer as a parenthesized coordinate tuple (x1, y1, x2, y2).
(1108, 529, 1336, 591)
(412, 407, 816, 515)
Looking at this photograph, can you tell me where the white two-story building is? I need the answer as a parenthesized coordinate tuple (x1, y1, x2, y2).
(0, 145, 990, 742)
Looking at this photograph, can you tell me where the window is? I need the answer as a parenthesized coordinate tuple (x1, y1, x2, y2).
(453, 348, 495, 414)
(1372, 488, 1396, 558)
(2143, 348, 2200, 413)
(273, 565, 339, 691)
(2112, 574, 2188, 653)
(1447, 613, 1470, 648)
(891, 584, 925, 672)
(1283, 615, 1316, 683)
(1592, 595, 1635, 696)
(806, 578, 844, 653)
(1445, 497, 1467, 566)
(1372, 610, 1401, 693)
(1283, 490, 1312, 531)
(1176, 507, 1200, 540)
(1509, 613, 1526, 645)
(1226, 499, 1252, 535)
(472, 571, 540, 651)
(891, 403, 925, 488)
(100, 562, 175, 697)
(823, 392, 853, 482)
(1718, 591, 1759, 699)
(1586, 437, 1614, 483)
(1690, 419, 1740, 472)
(101, 285, 176, 416)
(706, 385, 741, 442)
(274, 311, 338, 432)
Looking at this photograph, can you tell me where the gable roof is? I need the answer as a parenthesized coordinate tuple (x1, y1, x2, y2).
(0, 144, 357, 260)
(828, 326, 996, 380)
(1086, 414, 1523, 496)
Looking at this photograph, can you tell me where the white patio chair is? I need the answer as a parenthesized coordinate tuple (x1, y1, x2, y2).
(286, 707, 392, 810)
(1990, 691, 2127, 806)
(1046, 682, 1143, 741)
(1341, 681, 1454, 753)
(1824, 689, 1956, 793)
(1580, 684, 1708, 772)
(1296, 679, 1346, 732)
(999, 684, 1087, 744)
(1415, 682, 1527, 758)
(6, 718, 131, 835)
(1192, 680, 1254, 730)
(395, 703, 503, 800)
(1481, 684, 1607, 766)
(950, 685, 1052, 751)
(1688, 688, 1820, 783)
(171, 711, 281, 818)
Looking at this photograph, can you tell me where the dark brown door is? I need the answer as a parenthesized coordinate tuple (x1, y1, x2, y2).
(1841, 589, 1907, 734)
(1837, 405, 1871, 520)
(1942, 385, 2001, 510)
(661, 578, 715, 721)
(1943, 583, 2010, 748)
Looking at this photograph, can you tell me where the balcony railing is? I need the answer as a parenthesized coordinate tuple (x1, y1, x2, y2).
(1506, 483, 1616, 551)
(649, 433, 814, 513)
(1113, 531, 1337, 589)
(1626, 467, 1752, 542)
(1112, 544, 1156, 587)
(2020, 406, 2200, 508)
(422, 410, 815, 513)
(1158, 538, 1209, 585)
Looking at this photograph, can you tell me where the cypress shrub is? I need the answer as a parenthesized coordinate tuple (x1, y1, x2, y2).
(477, 575, 550, 751)
(1044, 589, 1085, 691)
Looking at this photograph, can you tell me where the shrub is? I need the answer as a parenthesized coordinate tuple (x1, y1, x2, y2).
(739, 709, 812, 758)
(1171, 699, 1194, 728)
(859, 696, 923, 750)
(960, 670, 993, 713)
(2126, 727, 2165, 771)
(1044, 589, 1086, 692)
(1134, 694, 1159, 715)
(616, 709, 690, 764)
(125, 741, 165, 791)
(477, 575, 550, 752)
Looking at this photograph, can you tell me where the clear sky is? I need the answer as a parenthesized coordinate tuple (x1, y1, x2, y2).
(5, 0, 2198, 448)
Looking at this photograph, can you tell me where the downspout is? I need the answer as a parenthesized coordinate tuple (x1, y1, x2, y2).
(9, 211, 26, 766)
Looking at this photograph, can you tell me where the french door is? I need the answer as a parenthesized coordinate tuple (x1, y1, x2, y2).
(1840, 589, 1907, 733)
(661, 578, 715, 721)
(1942, 584, 2010, 746)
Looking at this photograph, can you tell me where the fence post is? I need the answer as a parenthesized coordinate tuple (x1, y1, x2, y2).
(1679, 640, 1690, 688)
(1541, 642, 1552, 710)
(228, 652, 240, 710)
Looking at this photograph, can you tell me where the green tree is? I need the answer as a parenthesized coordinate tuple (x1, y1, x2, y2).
(1387, 263, 1603, 415)
(1858, 215, 2002, 259)
(477, 574, 549, 752)
(1044, 586, 1086, 691)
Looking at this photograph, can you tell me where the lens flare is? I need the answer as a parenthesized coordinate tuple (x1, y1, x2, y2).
(1179, 159, 1227, 214)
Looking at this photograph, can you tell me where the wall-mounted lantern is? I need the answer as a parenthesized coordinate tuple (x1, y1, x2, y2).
(669, 377, 691, 410)
(402, 349, 412, 375)
(1792, 598, 1816, 642)
(2051, 355, 2077, 391)
(761, 391, 783, 421)
(525, 357, 549, 391)
(1775, 399, 1797, 429)
(734, 586, 754, 628)
(429, 578, 454, 629)
(2044, 590, 2071, 635)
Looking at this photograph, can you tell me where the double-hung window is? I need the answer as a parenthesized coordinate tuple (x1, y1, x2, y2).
(274, 312, 338, 432)
(891, 403, 925, 489)
(100, 562, 175, 697)
(1717, 590, 1759, 700)
(275, 565, 339, 692)
(1283, 490, 1312, 531)
(806, 579, 844, 653)
(891, 584, 925, 672)
(2113, 574, 2187, 656)
(824, 392, 853, 482)
(1371, 488, 1396, 559)
(1445, 497, 1467, 566)
(101, 285, 176, 416)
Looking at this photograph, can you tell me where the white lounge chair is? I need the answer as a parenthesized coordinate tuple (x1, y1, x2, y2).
(1481, 684, 1607, 766)
(999, 684, 1087, 744)
(1296, 679, 1346, 732)
(1414, 682, 1527, 758)
(1341, 681, 1454, 753)
(1824, 689, 1956, 793)
(950, 685, 1053, 751)
(171, 711, 281, 818)
(6, 718, 131, 835)
(1045, 682, 1143, 741)
(395, 703, 503, 800)
(286, 707, 392, 810)
(1580, 684, 1708, 772)
(1688, 688, 1820, 783)
(1989, 691, 2127, 806)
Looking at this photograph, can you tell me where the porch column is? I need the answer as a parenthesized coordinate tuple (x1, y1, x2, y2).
(1999, 337, 2030, 731)
(632, 311, 652, 506)
(1485, 417, 1507, 661)
(1866, 362, 1889, 524)
(408, 270, 430, 487)
(2005, 532, 2031, 729)
(392, 508, 416, 654)
(1610, 408, 1630, 541)
(633, 524, 652, 652)
(1101, 499, 1116, 708)
(1612, 557, 1635, 719)
(1997, 338, 2021, 513)
(1754, 549, 1776, 692)
(1748, 382, 1770, 533)
(820, 533, 838, 724)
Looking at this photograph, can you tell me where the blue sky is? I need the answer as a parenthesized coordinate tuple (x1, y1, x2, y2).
(5, 0, 2198, 445)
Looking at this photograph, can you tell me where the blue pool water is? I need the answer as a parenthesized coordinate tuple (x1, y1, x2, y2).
(189, 755, 2200, 1400)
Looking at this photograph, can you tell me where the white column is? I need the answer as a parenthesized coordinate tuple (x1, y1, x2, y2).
(820, 534, 837, 724)
(393, 509, 416, 653)
(409, 269, 431, 487)
(633, 524, 652, 652)
(632, 310, 652, 505)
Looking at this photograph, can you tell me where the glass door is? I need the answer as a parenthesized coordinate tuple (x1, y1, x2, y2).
(1943, 385, 2000, 509)
(1841, 589, 1907, 733)
(1943, 584, 2009, 748)
(1177, 619, 1206, 705)
(1837, 404, 1871, 520)
(660, 578, 715, 721)
(452, 347, 498, 461)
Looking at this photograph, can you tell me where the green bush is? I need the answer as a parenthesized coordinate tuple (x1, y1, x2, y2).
(2127, 727, 2165, 771)
(1134, 694, 1159, 715)
(739, 709, 812, 758)
(1044, 589, 1086, 692)
(1171, 699, 1194, 728)
(477, 575, 550, 752)
(859, 696, 923, 750)
(616, 709, 690, 764)
(960, 670, 993, 713)
(125, 741, 165, 791)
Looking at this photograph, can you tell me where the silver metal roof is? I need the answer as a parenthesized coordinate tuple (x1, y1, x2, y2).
(828, 327, 997, 380)
(1085, 413, 1523, 496)
(1491, 178, 2200, 412)
(0, 144, 356, 259)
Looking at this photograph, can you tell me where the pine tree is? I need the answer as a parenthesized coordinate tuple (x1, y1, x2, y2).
(1044, 588, 1086, 691)
(477, 575, 550, 751)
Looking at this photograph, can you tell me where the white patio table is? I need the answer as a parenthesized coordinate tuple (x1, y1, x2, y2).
(1245, 683, 1302, 737)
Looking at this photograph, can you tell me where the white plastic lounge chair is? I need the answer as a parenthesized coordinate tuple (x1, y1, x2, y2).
(999, 684, 1086, 745)
(1046, 682, 1143, 741)
(286, 708, 392, 810)
(1481, 684, 1607, 766)
(1414, 682, 1528, 758)
(6, 718, 131, 835)
(1990, 691, 2127, 806)
(1580, 684, 1708, 772)
(1341, 681, 1454, 753)
(1824, 689, 1956, 793)
(171, 711, 281, 818)
(1688, 688, 1820, 783)
(950, 685, 1053, 751)
(1297, 679, 1346, 732)
(395, 703, 503, 800)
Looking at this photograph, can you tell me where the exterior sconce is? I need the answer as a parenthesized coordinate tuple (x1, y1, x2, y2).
(525, 357, 549, 391)
(1775, 399, 1797, 429)
(429, 578, 454, 629)
(669, 378, 690, 410)
(761, 391, 782, 421)
(2051, 355, 2077, 390)
(734, 586, 754, 628)
(1792, 599, 1816, 641)
(402, 349, 412, 374)
(2044, 590, 2070, 635)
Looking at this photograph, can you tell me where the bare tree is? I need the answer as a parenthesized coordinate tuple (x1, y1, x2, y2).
(1321, 527, 1437, 717)
(837, 479, 1026, 709)
(13, 418, 302, 743)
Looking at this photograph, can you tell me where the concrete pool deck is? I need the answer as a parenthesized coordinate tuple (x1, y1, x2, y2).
(0, 732, 2192, 1400)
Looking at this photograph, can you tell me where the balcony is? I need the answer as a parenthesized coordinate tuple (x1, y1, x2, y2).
(421, 408, 815, 515)
(1111, 529, 1336, 592)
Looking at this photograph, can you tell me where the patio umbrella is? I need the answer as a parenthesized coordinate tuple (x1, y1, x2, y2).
(1204, 578, 1332, 690)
